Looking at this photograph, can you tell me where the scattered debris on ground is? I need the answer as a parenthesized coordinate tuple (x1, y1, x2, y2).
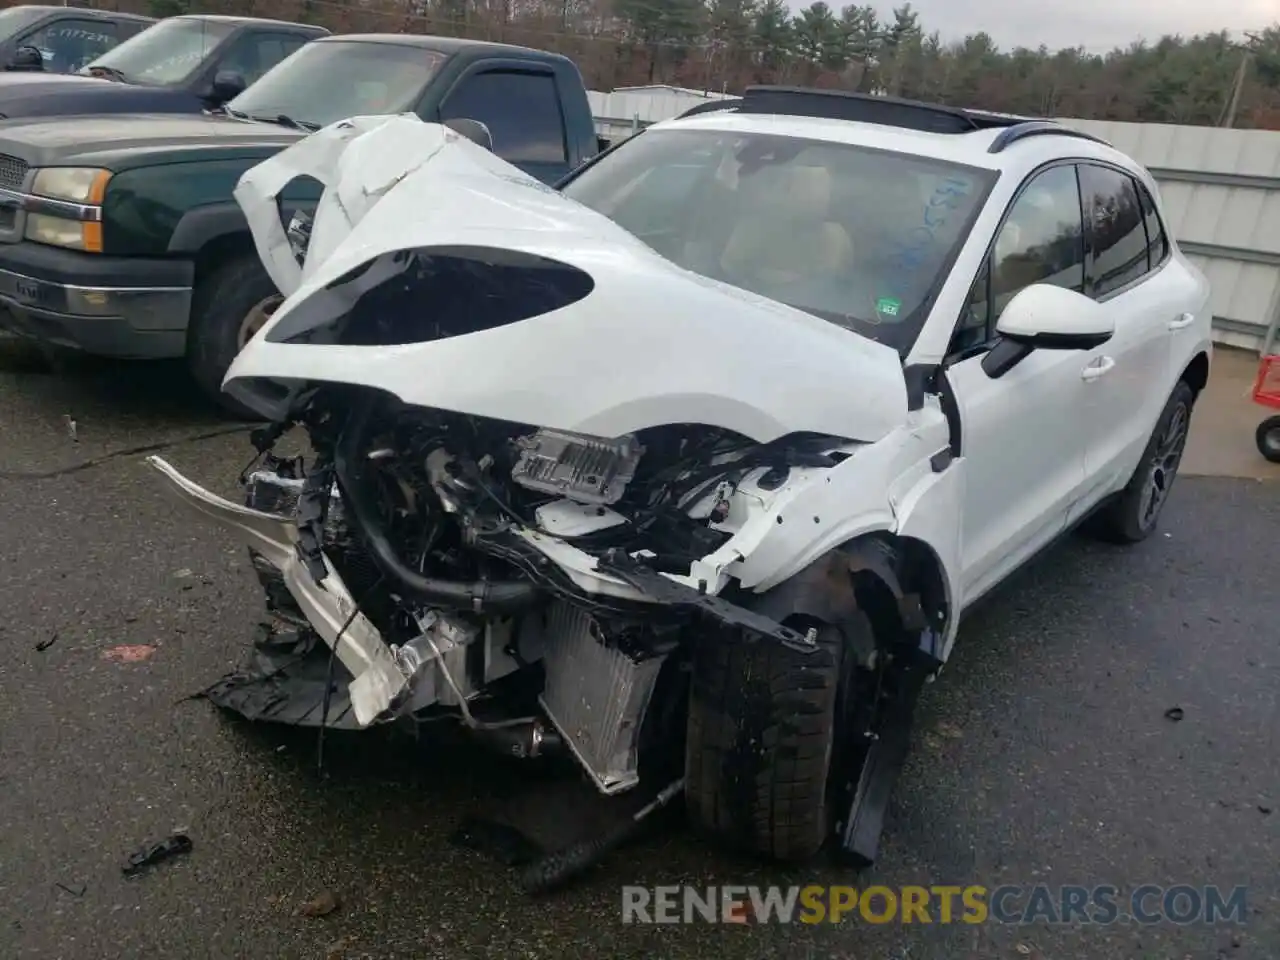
(297, 890, 341, 918)
(54, 882, 85, 897)
(1164, 706, 1185, 722)
(102, 644, 156, 663)
(121, 833, 193, 877)
(35, 633, 57, 652)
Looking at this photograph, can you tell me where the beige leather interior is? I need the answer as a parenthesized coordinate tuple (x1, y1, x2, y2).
(718, 165, 855, 286)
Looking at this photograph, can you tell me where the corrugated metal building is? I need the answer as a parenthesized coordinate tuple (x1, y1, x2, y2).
(589, 85, 734, 142)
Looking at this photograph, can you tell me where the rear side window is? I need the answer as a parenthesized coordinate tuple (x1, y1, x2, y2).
(440, 71, 567, 165)
(1079, 163, 1149, 298)
(1137, 180, 1169, 268)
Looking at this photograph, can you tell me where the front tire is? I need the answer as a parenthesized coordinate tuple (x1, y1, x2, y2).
(186, 254, 282, 419)
(685, 615, 870, 862)
(1257, 415, 1280, 464)
(1090, 380, 1195, 544)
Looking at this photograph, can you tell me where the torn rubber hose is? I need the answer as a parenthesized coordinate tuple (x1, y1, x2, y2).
(333, 392, 540, 614)
(519, 778, 685, 894)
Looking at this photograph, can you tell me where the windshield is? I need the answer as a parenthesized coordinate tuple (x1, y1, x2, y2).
(227, 41, 448, 129)
(561, 128, 997, 353)
(81, 18, 235, 86)
(0, 7, 49, 40)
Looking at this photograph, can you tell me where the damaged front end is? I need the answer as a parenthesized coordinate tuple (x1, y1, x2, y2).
(150, 398, 852, 794)
(154, 112, 931, 829)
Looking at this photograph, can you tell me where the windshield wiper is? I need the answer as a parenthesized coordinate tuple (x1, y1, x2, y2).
(252, 114, 319, 132)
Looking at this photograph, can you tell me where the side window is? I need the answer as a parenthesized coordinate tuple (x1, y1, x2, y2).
(1136, 179, 1169, 269)
(950, 164, 1084, 356)
(280, 35, 309, 59)
(19, 19, 119, 72)
(953, 259, 991, 355)
(992, 165, 1085, 320)
(1079, 163, 1150, 298)
(440, 71, 567, 165)
(217, 32, 302, 86)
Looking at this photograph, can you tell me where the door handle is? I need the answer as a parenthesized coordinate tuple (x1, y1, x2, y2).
(1081, 356, 1116, 381)
(1169, 312, 1196, 330)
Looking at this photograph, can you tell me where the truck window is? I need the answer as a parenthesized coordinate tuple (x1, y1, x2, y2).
(19, 18, 120, 73)
(85, 17, 236, 86)
(216, 32, 311, 85)
(440, 70, 567, 165)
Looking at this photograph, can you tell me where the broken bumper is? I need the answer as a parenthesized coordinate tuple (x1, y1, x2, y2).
(147, 456, 820, 729)
(148, 455, 410, 727)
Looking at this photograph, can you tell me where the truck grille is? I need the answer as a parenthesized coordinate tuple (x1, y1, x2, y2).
(0, 154, 28, 191)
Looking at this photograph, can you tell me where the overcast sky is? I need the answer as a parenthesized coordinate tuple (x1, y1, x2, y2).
(861, 0, 1276, 53)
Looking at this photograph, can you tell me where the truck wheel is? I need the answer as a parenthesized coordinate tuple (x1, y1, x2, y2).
(685, 615, 866, 862)
(1257, 415, 1280, 464)
(186, 254, 281, 419)
(1087, 380, 1194, 544)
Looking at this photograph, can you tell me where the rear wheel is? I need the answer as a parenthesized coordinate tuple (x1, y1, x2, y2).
(186, 254, 282, 419)
(1088, 380, 1194, 544)
(684, 614, 871, 862)
(1257, 415, 1280, 464)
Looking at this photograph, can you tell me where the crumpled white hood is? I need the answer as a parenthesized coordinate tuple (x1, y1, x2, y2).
(227, 115, 908, 443)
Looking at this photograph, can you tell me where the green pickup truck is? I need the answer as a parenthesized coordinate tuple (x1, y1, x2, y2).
(0, 33, 600, 411)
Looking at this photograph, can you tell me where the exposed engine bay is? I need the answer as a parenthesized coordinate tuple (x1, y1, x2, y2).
(181, 386, 858, 796)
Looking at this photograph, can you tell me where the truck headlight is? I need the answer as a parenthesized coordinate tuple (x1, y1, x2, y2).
(25, 213, 99, 251)
(31, 167, 111, 204)
(25, 167, 111, 252)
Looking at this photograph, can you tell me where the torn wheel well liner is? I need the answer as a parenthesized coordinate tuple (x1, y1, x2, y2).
(745, 534, 949, 664)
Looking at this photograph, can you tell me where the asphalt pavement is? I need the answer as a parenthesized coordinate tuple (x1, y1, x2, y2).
(1, 340, 1276, 960)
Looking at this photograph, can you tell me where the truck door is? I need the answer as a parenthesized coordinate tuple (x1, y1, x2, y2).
(436, 63, 571, 184)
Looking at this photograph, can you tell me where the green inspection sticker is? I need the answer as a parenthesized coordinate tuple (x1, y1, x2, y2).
(876, 296, 902, 317)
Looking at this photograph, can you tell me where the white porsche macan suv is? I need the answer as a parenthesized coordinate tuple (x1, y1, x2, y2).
(151, 87, 1212, 880)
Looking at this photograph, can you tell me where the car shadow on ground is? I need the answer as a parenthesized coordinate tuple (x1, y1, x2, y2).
(0, 336, 229, 423)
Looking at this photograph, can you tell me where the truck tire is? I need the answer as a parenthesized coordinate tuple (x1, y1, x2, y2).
(186, 253, 280, 419)
(1087, 379, 1195, 544)
(685, 615, 864, 862)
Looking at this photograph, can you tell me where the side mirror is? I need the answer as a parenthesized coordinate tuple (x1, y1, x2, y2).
(982, 283, 1114, 379)
(443, 117, 493, 152)
(8, 45, 44, 72)
(210, 69, 246, 104)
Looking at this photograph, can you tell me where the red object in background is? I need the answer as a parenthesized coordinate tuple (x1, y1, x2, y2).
(1252, 354, 1280, 409)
